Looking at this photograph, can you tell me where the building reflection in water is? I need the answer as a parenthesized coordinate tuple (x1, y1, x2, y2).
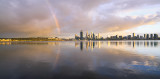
(151, 42, 153, 47)
(133, 41, 135, 48)
(154, 42, 158, 47)
(75, 42, 79, 48)
(80, 41, 83, 51)
(78, 41, 160, 51)
(98, 41, 101, 48)
(0, 41, 159, 50)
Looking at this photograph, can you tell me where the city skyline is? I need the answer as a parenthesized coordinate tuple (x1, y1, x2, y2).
(0, 0, 160, 38)
(75, 30, 159, 40)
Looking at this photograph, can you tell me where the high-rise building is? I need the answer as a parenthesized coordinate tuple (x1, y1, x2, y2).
(88, 34, 91, 39)
(98, 33, 100, 39)
(137, 35, 140, 39)
(119, 36, 123, 39)
(154, 34, 158, 39)
(75, 34, 79, 40)
(75, 34, 77, 38)
(80, 30, 83, 40)
(91, 32, 93, 39)
(96, 36, 98, 40)
(86, 31, 88, 39)
(140, 36, 143, 39)
(128, 35, 131, 39)
(144, 34, 147, 39)
(115, 35, 118, 39)
(150, 34, 153, 39)
(93, 33, 95, 40)
(147, 34, 149, 39)
(133, 33, 135, 38)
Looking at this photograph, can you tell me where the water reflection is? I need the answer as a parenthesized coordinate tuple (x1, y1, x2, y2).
(0, 41, 159, 48)
(80, 42, 83, 51)
(0, 41, 61, 45)
(77, 41, 160, 51)
(0, 41, 160, 79)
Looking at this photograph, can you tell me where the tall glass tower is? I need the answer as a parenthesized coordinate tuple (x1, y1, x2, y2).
(133, 33, 135, 38)
(86, 31, 88, 39)
(80, 30, 83, 40)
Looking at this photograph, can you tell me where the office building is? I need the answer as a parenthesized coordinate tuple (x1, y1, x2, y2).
(75, 34, 79, 40)
(140, 36, 143, 39)
(88, 34, 91, 39)
(128, 35, 131, 39)
(93, 33, 95, 40)
(119, 36, 123, 39)
(75, 30, 159, 40)
(86, 31, 88, 39)
(116, 35, 118, 39)
(98, 33, 100, 39)
(144, 34, 147, 39)
(147, 34, 149, 39)
(137, 35, 140, 39)
(133, 33, 135, 38)
(91, 32, 93, 39)
(96, 36, 98, 40)
(154, 34, 158, 39)
(80, 30, 83, 40)
(150, 34, 153, 39)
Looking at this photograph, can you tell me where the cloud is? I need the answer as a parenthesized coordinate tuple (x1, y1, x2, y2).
(0, 0, 160, 37)
(94, 12, 160, 32)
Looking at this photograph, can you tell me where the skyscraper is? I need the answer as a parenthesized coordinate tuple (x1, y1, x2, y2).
(144, 34, 147, 39)
(128, 35, 131, 40)
(80, 30, 83, 40)
(75, 34, 77, 39)
(140, 36, 143, 39)
(154, 34, 158, 39)
(150, 34, 153, 39)
(98, 33, 100, 39)
(96, 36, 98, 40)
(75, 34, 79, 40)
(137, 35, 140, 39)
(86, 31, 88, 39)
(88, 34, 91, 39)
(133, 33, 135, 38)
(115, 35, 118, 39)
(119, 36, 123, 39)
(147, 34, 149, 39)
(93, 33, 95, 39)
(91, 32, 93, 39)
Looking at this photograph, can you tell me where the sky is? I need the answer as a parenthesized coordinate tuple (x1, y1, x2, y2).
(0, 0, 160, 38)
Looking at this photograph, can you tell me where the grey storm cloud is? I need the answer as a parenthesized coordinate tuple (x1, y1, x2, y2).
(0, 0, 160, 37)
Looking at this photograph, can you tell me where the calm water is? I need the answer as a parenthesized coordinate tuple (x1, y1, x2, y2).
(0, 40, 160, 79)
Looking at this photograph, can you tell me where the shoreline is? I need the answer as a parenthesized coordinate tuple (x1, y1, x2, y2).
(0, 39, 160, 42)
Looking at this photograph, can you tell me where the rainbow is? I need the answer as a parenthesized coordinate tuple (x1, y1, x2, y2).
(46, 0, 61, 34)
